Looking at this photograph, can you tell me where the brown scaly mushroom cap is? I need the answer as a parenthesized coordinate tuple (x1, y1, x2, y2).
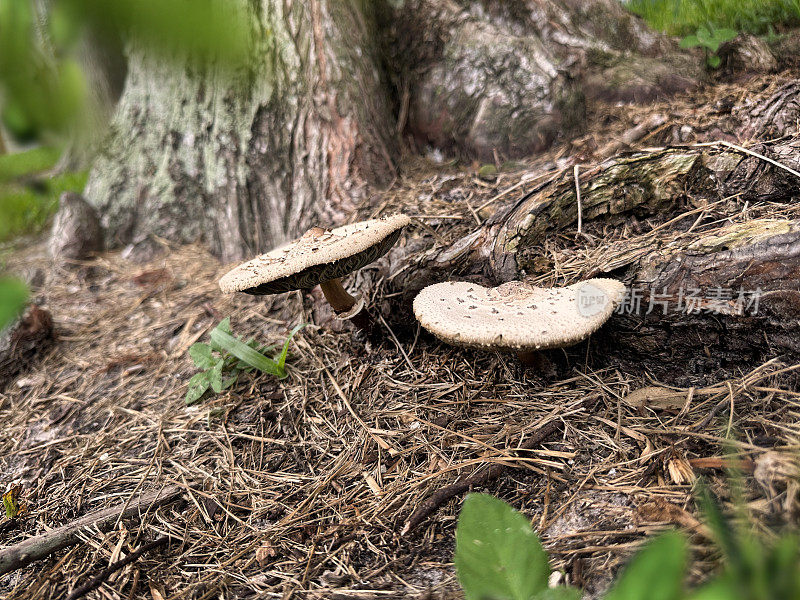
(219, 215, 411, 325)
(219, 214, 410, 294)
(413, 278, 626, 352)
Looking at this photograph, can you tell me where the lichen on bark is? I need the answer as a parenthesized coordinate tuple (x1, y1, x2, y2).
(85, 0, 396, 262)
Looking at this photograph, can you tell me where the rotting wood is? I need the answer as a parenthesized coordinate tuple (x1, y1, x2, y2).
(403, 137, 800, 289)
(0, 485, 182, 576)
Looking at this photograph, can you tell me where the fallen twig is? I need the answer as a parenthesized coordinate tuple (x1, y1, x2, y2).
(401, 419, 562, 535)
(65, 536, 169, 600)
(0, 485, 182, 576)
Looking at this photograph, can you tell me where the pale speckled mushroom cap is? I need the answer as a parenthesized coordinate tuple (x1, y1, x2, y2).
(219, 214, 411, 295)
(413, 278, 626, 351)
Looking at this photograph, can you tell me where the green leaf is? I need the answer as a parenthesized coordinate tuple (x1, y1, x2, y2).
(686, 577, 739, 600)
(276, 323, 306, 372)
(455, 494, 551, 600)
(680, 35, 700, 48)
(765, 534, 800, 599)
(715, 29, 738, 43)
(210, 327, 282, 376)
(696, 481, 743, 575)
(0, 277, 29, 332)
(604, 531, 687, 600)
(216, 317, 232, 334)
(707, 54, 722, 68)
(0, 147, 61, 183)
(210, 317, 233, 352)
(185, 371, 211, 405)
(189, 343, 217, 369)
(209, 360, 224, 394)
(532, 587, 581, 600)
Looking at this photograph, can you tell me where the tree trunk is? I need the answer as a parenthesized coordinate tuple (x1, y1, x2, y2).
(383, 0, 699, 161)
(85, 0, 699, 259)
(84, 0, 397, 262)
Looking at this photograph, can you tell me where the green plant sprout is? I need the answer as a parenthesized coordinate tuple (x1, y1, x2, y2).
(680, 25, 738, 69)
(454, 488, 800, 600)
(185, 318, 304, 405)
(455, 494, 577, 600)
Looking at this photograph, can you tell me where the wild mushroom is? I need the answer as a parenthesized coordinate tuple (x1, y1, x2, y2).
(219, 214, 411, 328)
(412, 278, 626, 365)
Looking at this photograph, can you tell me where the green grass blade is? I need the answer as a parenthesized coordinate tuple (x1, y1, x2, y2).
(210, 327, 282, 376)
(277, 323, 306, 371)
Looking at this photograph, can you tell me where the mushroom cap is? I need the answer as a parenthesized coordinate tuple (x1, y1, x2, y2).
(219, 214, 411, 295)
(413, 278, 626, 351)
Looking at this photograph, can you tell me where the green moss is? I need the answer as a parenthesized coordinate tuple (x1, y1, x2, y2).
(585, 47, 618, 69)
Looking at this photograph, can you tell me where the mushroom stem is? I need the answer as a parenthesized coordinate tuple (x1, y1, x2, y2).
(319, 278, 358, 313)
(319, 279, 371, 332)
(516, 350, 551, 370)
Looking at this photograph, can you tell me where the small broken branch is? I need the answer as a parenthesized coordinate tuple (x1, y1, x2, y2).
(65, 536, 170, 600)
(401, 419, 562, 535)
(0, 485, 182, 576)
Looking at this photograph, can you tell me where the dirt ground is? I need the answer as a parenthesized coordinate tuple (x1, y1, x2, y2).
(2, 67, 800, 600)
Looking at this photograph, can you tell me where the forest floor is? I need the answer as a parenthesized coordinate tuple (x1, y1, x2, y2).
(3, 66, 800, 600)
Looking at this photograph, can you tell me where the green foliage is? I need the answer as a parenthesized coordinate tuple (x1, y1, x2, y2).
(0, 1, 86, 143)
(0, 0, 254, 144)
(0, 147, 61, 183)
(455, 494, 579, 600)
(455, 491, 800, 600)
(0, 276, 28, 332)
(689, 481, 800, 600)
(627, 0, 800, 37)
(604, 532, 687, 600)
(0, 148, 87, 242)
(185, 318, 304, 405)
(679, 25, 738, 68)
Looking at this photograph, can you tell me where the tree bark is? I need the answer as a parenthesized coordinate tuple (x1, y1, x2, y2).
(85, 0, 700, 259)
(85, 0, 397, 262)
(384, 0, 699, 161)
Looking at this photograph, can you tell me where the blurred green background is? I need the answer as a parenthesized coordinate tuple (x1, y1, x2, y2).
(628, 0, 800, 36)
(0, 0, 254, 331)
